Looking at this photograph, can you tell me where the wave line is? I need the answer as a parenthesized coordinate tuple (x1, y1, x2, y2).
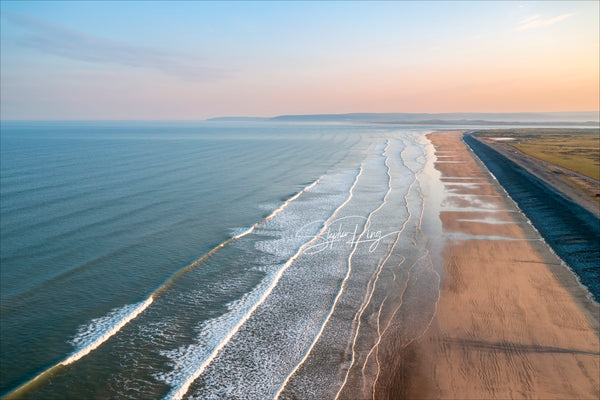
(338, 138, 416, 391)
(360, 138, 418, 374)
(334, 141, 395, 399)
(275, 151, 391, 399)
(163, 169, 362, 400)
(2, 177, 321, 400)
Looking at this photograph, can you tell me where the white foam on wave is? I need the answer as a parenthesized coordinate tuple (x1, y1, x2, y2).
(158, 168, 364, 400)
(275, 153, 392, 399)
(254, 175, 353, 260)
(155, 273, 274, 387)
(230, 227, 253, 238)
(160, 256, 300, 399)
(63, 297, 153, 365)
(229, 178, 321, 241)
(61, 178, 324, 369)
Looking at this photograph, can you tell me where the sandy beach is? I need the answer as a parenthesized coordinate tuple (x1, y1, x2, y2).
(388, 131, 600, 399)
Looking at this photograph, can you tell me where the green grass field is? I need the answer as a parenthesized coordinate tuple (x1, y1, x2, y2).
(473, 129, 600, 181)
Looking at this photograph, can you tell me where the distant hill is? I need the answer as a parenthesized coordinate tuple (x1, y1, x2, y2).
(270, 112, 599, 124)
(207, 112, 599, 125)
(205, 117, 271, 122)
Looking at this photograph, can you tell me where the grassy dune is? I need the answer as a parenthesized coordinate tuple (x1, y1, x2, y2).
(473, 129, 600, 180)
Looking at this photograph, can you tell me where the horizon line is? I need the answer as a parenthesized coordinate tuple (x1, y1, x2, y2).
(2, 110, 600, 123)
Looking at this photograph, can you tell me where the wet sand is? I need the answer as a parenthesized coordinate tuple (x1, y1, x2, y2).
(392, 131, 599, 399)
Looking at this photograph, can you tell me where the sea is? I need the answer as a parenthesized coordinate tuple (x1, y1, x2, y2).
(0, 121, 445, 399)
(1, 121, 596, 400)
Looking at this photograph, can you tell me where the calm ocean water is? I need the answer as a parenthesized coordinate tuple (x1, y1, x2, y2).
(1, 122, 444, 399)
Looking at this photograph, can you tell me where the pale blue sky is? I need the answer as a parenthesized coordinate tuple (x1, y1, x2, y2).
(1, 1, 598, 119)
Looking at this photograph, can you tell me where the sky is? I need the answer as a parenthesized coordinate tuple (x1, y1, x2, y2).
(1, 1, 598, 120)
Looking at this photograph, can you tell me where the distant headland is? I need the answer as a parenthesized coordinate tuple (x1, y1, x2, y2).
(206, 112, 599, 126)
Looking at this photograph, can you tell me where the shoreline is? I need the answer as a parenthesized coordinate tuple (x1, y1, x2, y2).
(394, 131, 599, 399)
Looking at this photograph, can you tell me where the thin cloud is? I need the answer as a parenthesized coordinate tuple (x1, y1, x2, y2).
(515, 13, 575, 31)
(9, 14, 227, 81)
(519, 14, 541, 24)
